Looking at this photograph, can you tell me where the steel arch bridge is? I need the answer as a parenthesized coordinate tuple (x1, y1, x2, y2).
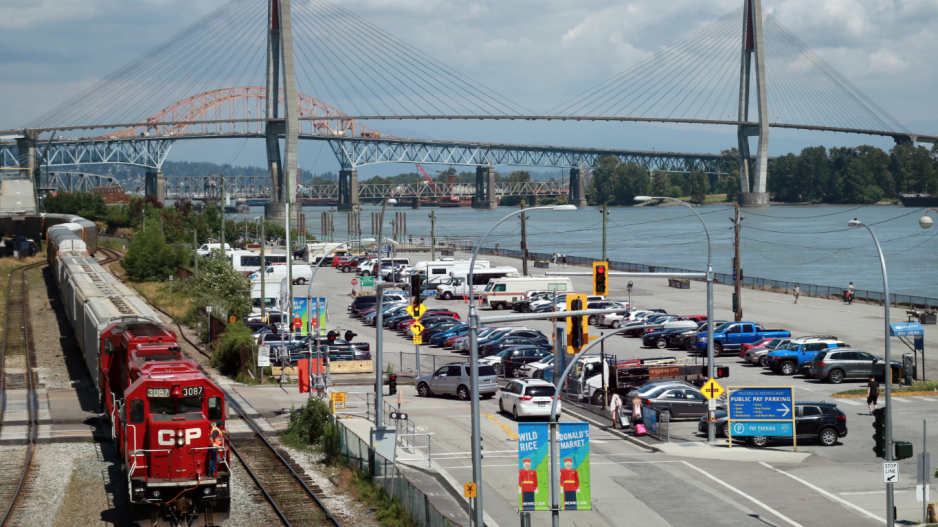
(0, 87, 728, 176)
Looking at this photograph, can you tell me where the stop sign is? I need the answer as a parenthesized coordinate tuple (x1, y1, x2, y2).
(351, 278, 359, 285)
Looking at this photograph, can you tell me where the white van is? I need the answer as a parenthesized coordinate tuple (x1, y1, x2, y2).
(436, 266, 519, 300)
(249, 263, 314, 285)
(419, 259, 490, 286)
(482, 276, 574, 310)
(197, 243, 231, 257)
(231, 251, 288, 274)
(250, 279, 286, 313)
(358, 258, 411, 276)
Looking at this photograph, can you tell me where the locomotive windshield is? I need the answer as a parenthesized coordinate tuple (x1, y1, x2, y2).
(149, 397, 203, 415)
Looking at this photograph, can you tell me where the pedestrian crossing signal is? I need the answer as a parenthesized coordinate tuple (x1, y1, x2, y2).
(592, 261, 608, 296)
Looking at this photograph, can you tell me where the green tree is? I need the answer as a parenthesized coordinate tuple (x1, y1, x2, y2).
(768, 154, 799, 201)
(43, 191, 108, 217)
(725, 171, 740, 202)
(210, 321, 257, 376)
(509, 170, 532, 182)
(796, 146, 830, 202)
(589, 155, 621, 205)
(180, 251, 251, 333)
(650, 171, 670, 197)
(121, 220, 189, 281)
(613, 162, 648, 204)
(688, 170, 709, 204)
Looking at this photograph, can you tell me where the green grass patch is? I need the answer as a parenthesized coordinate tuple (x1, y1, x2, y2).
(348, 468, 419, 527)
(835, 379, 938, 396)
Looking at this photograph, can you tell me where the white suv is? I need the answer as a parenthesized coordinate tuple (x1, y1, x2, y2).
(498, 379, 561, 420)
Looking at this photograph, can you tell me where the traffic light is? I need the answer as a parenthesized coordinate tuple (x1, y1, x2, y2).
(732, 293, 738, 313)
(716, 366, 730, 379)
(895, 441, 913, 460)
(872, 407, 886, 458)
(565, 295, 588, 352)
(592, 261, 608, 296)
(388, 373, 397, 395)
(410, 274, 422, 308)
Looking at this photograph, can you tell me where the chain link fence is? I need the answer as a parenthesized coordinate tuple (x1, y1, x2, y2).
(338, 419, 462, 527)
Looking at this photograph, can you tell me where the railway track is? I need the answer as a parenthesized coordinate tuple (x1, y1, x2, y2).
(0, 262, 43, 527)
(97, 248, 342, 527)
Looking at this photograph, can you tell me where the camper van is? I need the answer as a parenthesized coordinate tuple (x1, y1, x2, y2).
(481, 276, 574, 310)
(436, 266, 520, 300)
(305, 242, 351, 263)
(197, 243, 231, 257)
(416, 259, 491, 286)
(249, 263, 314, 284)
(229, 250, 289, 274)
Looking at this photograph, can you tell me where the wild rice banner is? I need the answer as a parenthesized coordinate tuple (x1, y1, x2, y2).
(518, 422, 591, 512)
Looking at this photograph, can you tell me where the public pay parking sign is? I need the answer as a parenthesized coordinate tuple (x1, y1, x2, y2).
(727, 387, 796, 447)
(517, 422, 591, 512)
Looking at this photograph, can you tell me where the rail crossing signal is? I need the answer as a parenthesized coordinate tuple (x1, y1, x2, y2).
(592, 261, 608, 296)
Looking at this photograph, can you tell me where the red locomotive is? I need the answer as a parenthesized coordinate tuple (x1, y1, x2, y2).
(101, 320, 230, 527)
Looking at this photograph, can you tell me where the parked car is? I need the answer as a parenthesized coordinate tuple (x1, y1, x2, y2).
(643, 327, 695, 349)
(741, 337, 778, 355)
(586, 301, 630, 325)
(498, 379, 561, 420)
(428, 324, 469, 346)
(416, 363, 498, 400)
(701, 402, 848, 446)
(808, 348, 903, 384)
(479, 349, 511, 376)
(640, 385, 726, 422)
(501, 347, 552, 378)
(522, 354, 555, 378)
(480, 336, 550, 357)
(340, 256, 368, 273)
(743, 338, 790, 366)
(693, 322, 791, 355)
(621, 314, 678, 337)
(765, 336, 846, 375)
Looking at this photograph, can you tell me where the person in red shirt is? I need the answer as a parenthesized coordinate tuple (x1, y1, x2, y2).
(560, 458, 580, 510)
(518, 458, 538, 510)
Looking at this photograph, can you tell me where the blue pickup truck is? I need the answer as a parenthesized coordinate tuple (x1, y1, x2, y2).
(694, 322, 791, 355)
(764, 336, 846, 375)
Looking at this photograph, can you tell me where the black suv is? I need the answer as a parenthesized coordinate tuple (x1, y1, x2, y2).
(699, 401, 847, 447)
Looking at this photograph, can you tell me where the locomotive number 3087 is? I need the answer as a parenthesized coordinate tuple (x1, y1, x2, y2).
(182, 386, 204, 397)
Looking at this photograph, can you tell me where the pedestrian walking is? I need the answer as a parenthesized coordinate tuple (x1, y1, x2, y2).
(867, 376, 880, 414)
(420, 236, 425, 245)
(848, 282, 856, 304)
(562, 255, 567, 268)
(631, 394, 642, 423)
(609, 392, 623, 429)
(793, 284, 800, 304)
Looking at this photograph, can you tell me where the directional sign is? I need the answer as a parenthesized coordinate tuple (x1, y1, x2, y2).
(406, 304, 428, 319)
(361, 276, 375, 287)
(884, 462, 899, 483)
(351, 278, 359, 286)
(464, 483, 477, 498)
(729, 387, 793, 420)
(700, 378, 724, 400)
(410, 322, 425, 335)
(890, 322, 924, 337)
(730, 421, 793, 437)
(413, 335, 423, 345)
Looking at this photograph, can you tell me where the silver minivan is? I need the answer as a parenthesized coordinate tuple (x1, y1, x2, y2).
(416, 363, 498, 401)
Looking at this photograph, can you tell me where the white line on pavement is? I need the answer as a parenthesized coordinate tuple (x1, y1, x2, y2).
(921, 397, 937, 402)
(839, 399, 862, 405)
(680, 461, 805, 527)
(892, 398, 910, 403)
(758, 462, 885, 524)
(840, 490, 910, 495)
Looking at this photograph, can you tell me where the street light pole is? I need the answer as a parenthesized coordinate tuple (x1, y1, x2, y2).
(306, 242, 351, 398)
(467, 204, 576, 527)
(848, 218, 894, 527)
(635, 195, 714, 442)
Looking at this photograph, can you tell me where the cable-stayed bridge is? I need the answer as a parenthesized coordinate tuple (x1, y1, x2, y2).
(1, 0, 933, 212)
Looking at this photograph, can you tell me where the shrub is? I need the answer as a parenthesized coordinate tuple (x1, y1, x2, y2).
(322, 421, 341, 464)
(121, 226, 188, 281)
(210, 321, 255, 376)
(283, 398, 332, 448)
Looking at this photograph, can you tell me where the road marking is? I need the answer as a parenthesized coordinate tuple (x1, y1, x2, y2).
(921, 397, 937, 402)
(838, 399, 862, 406)
(680, 461, 805, 527)
(483, 412, 518, 441)
(433, 450, 517, 457)
(758, 462, 885, 524)
(891, 398, 910, 403)
(840, 490, 910, 495)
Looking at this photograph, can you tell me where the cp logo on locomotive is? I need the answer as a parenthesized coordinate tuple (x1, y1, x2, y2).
(158, 428, 203, 446)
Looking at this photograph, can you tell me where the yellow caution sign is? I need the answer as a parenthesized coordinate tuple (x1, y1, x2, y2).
(701, 378, 725, 400)
(406, 304, 428, 319)
(464, 482, 477, 498)
(332, 392, 346, 410)
(413, 334, 423, 345)
(410, 322, 425, 335)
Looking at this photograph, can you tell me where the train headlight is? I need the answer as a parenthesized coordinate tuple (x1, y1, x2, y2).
(203, 487, 212, 495)
(151, 490, 161, 498)
(176, 438, 184, 447)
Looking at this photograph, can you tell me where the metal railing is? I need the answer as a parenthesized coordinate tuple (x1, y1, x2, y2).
(338, 420, 463, 527)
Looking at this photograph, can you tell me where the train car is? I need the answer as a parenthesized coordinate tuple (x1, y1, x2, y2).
(77, 295, 161, 387)
(62, 273, 131, 325)
(46, 224, 87, 268)
(57, 256, 106, 288)
(101, 321, 230, 526)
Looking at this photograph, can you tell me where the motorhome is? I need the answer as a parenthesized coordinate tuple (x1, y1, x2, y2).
(436, 266, 519, 300)
(305, 242, 351, 263)
(229, 250, 289, 274)
(481, 276, 574, 310)
(416, 259, 491, 286)
(249, 263, 314, 284)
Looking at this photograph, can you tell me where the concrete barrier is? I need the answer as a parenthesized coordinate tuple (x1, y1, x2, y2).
(331, 360, 374, 374)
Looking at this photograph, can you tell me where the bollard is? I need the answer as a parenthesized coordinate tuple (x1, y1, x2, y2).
(520, 511, 531, 527)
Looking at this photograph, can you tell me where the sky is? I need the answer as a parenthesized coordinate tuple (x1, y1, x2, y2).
(1, 0, 936, 177)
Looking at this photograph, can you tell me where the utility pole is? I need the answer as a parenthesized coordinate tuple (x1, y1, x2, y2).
(260, 219, 266, 321)
(193, 229, 199, 278)
(732, 205, 744, 321)
(220, 174, 226, 251)
(602, 201, 608, 262)
(520, 202, 528, 276)
(429, 210, 436, 260)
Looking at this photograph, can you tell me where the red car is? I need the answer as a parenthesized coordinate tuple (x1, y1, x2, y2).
(739, 337, 777, 358)
(332, 255, 353, 268)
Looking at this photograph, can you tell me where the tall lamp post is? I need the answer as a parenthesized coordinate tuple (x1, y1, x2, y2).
(635, 195, 715, 442)
(467, 204, 576, 527)
(848, 217, 894, 527)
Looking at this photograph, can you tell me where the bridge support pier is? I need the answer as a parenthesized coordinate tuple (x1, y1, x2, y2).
(264, 202, 300, 223)
(338, 169, 360, 211)
(144, 171, 165, 205)
(472, 166, 498, 209)
(528, 195, 537, 207)
(411, 198, 421, 209)
(568, 168, 587, 208)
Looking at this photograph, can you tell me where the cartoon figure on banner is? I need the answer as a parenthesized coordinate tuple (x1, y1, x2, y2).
(561, 458, 581, 510)
(519, 458, 538, 511)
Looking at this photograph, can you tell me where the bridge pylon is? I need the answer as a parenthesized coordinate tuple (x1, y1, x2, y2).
(737, 0, 770, 207)
(338, 169, 360, 211)
(472, 166, 498, 209)
(568, 168, 587, 208)
(145, 171, 165, 204)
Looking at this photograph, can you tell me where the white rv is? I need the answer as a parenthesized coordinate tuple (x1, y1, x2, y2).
(417, 259, 491, 286)
(481, 276, 574, 310)
(436, 266, 519, 300)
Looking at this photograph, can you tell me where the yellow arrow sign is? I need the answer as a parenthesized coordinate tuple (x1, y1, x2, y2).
(701, 378, 725, 400)
(410, 322, 425, 335)
(406, 304, 428, 319)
